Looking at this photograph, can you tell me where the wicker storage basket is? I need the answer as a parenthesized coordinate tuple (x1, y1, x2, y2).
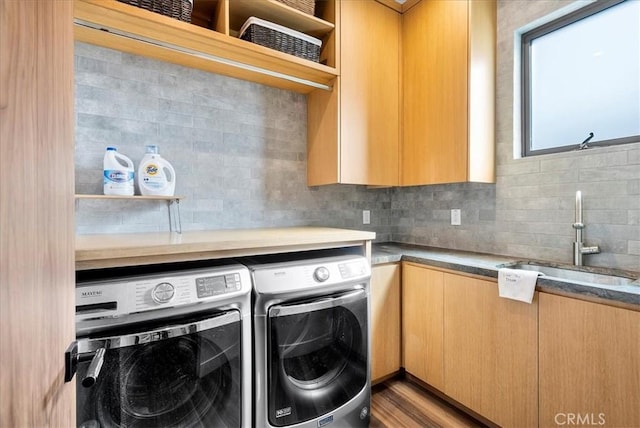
(274, 0, 315, 16)
(239, 17, 321, 63)
(117, 0, 193, 23)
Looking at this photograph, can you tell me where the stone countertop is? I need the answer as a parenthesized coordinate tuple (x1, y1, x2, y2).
(373, 243, 640, 308)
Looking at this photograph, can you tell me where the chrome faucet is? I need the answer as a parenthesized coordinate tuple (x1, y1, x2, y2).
(572, 190, 600, 266)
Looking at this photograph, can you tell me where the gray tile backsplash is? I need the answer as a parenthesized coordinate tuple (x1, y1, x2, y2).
(74, 41, 391, 240)
(74, 0, 640, 271)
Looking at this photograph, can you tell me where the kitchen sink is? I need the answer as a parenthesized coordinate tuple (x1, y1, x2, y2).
(499, 261, 640, 287)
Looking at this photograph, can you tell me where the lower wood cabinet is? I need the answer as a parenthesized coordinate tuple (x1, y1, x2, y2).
(371, 263, 401, 382)
(402, 263, 538, 427)
(402, 263, 444, 391)
(399, 262, 639, 427)
(539, 293, 640, 428)
(443, 272, 538, 428)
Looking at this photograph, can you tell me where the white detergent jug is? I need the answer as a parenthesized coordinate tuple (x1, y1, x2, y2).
(103, 147, 134, 196)
(137, 145, 176, 196)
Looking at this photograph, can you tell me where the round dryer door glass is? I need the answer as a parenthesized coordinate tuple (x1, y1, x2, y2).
(267, 290, 368, 426)
(76, 310, 243, 428)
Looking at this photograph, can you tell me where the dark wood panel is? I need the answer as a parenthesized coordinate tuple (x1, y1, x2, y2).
(371, 377, 487, 428)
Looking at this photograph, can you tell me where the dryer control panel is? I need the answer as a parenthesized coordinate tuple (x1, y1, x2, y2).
(249, 255, 371, 295)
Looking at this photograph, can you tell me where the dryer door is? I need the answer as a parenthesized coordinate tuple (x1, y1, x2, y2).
(76, 310, 242, 428)
(267, 289, 368, 426)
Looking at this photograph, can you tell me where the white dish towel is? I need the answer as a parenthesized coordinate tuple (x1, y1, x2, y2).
(497, 268, 539, 304)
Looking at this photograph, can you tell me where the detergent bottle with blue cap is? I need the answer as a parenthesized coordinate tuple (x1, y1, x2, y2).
(137, 145, 176, 196)
(103, 147, 134, 196)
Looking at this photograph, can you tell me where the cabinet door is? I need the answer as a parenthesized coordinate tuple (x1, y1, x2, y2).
(340, 0, 400, 185)
(402, 0, 469, 185)
(401, 263, 444, 391)
(539, 293, 640, 427)
(443, 273, 538, 427)
(371, 264, 401, 382)
(0, 0, 76, 426)
(308, 0, 400, 186)
(401, 0, 495, 185)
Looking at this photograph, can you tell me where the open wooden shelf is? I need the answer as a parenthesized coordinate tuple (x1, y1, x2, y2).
(74, 0, 338, 93)
(75, 194, 184, 201)
(228, 0, 335, 37)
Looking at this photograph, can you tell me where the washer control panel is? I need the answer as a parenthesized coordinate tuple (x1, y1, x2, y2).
(133, 272, 242, 310)
(76, 264, 250, 322)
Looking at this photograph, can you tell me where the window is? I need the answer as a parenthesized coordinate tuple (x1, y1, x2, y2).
(521, 0, 640, 157)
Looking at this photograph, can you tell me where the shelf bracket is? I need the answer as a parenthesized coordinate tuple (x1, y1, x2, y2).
(168, 198, 182, 234)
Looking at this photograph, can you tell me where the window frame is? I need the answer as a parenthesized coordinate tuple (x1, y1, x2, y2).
(520, 0, 640, 157)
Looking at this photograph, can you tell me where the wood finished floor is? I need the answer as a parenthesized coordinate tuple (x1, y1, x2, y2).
(370, 378, 487, 428)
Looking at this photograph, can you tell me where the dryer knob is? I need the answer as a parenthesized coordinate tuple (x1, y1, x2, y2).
(314, 267, 330, 282)
(152, 282, 175, 304)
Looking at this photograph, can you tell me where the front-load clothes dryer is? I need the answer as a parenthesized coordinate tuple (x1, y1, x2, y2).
(74, 263, 252, 428)
(246, 253, 372, 428)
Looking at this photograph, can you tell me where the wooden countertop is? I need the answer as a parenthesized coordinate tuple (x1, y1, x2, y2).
(76, 227, 376, 270)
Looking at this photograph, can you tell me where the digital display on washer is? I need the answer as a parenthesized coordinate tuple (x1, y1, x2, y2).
(196, 276, 227, 298)
(196, 274, 241, 298)
(338, 261, 366, 279)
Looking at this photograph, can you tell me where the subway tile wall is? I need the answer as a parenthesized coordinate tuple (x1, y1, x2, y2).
(74, 42, 392, 239)
(74, 0, 640, 271)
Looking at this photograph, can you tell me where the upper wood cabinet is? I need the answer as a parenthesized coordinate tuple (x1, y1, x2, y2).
(74, 0, 338, 93)
(307, 0, 495, 187)
(307, 0, 400, 186)
(401, 0, 495, 185)
(539, 293, 640, 428)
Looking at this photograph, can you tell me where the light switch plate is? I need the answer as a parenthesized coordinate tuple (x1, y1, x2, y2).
(363, 210, 371, 225)
(451, 209, 461, 226)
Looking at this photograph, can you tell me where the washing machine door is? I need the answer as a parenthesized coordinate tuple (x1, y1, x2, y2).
(267, 289, 368, 426)
(76, 310, 242, 428)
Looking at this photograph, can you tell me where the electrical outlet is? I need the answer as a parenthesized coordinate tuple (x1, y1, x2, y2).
(451, 209, 461, 226)
(362, 210, 371, 225)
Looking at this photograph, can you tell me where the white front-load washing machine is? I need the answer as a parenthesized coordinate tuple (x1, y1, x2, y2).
(74, 262, 252, 428)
